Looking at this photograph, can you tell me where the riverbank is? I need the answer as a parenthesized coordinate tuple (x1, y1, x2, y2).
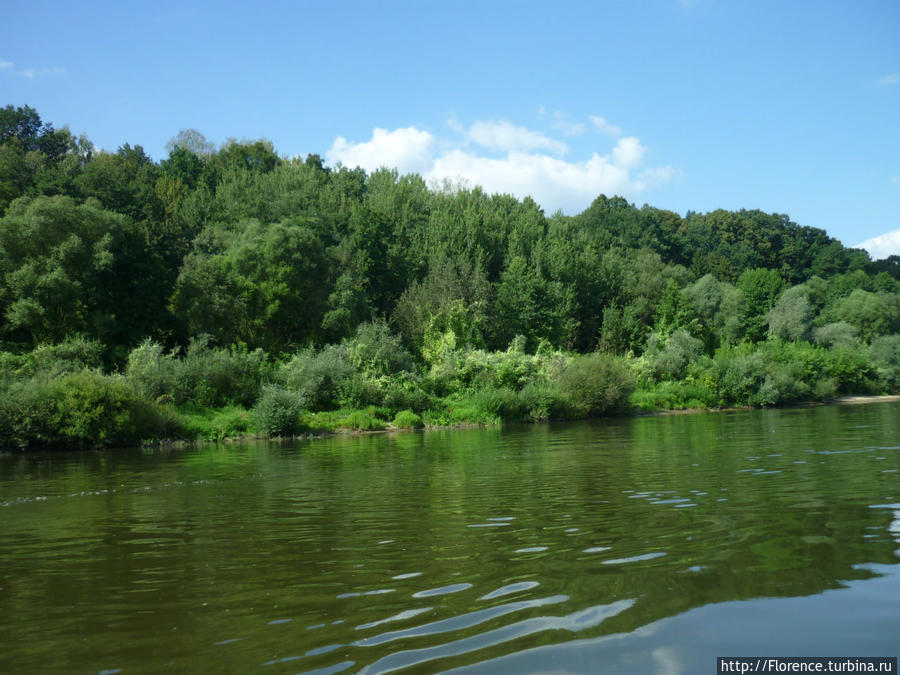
(4, 392, 900, 454)
(153, 393, 900, 449)
(2, 333, 899, 451)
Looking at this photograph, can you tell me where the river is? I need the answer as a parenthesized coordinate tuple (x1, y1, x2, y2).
(1, 402, 898, 673)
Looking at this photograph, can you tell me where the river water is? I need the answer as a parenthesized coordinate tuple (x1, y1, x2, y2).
(1, 402, 898, 673)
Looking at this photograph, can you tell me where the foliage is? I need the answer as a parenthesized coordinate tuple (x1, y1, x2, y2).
(643, 329, 705, 381)
(392, 410, 423, 429)
(0, 370, 176, 448)
(126, 337, 267, 408)
(344, 320, 413, 376)
(556, 353, 635, 417)
(251, 385, 305, 437)
(2, 105, 900, 447)
(278, 344, 354, 410)
(0, 196, 167, 347)
(174, 405, 253, 441)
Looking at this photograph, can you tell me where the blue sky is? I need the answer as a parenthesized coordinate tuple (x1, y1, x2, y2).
(2, 0, 899, 257)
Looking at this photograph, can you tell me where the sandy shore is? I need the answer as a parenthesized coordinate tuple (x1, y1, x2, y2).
(830, 394, 900, 405)
(636, 394, 900, 418)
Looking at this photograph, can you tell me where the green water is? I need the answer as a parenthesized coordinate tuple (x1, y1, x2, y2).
(1, 403, 898, 674)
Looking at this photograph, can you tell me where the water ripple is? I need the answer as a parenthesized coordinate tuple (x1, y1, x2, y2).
(356, 599, 635, 673)
(412, 583, 472, 598)
(354, 594, 569, 647)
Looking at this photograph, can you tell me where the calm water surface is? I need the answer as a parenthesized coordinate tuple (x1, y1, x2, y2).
(1, 402, 899, 673)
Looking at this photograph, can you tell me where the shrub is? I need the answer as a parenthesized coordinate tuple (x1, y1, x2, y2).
(519, 381, 566, 421)
(279, 344, 354, 410)
(342, 408, 386, 431)
(644, 329, 704, 381)
(392, 410, 423, 429)
(344, 321, 414, 376)
(251, 385, 305, 436)
(812, 322, 859, 349)
(126, 337, 268, 408)
(556, 353, 635, 417)
(175, 406, 254, 441)
(471, 386, 525, 422)
(0, 370, 175, 448)
(126, 339, 178, 402)
(631, 380, 717, 411)
(30, 336, 106, 374)
(869, 335, 900, 393)
(710, 347, 772, 406)
(177, 338, 267, 407)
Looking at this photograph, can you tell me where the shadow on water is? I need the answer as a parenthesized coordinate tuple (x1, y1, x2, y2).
(1, 402, 898, 673)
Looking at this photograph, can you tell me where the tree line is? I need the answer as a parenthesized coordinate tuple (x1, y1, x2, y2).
(1, 104, 898, 447)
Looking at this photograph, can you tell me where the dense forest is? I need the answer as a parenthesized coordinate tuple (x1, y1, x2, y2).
(2, 104, 899, 448)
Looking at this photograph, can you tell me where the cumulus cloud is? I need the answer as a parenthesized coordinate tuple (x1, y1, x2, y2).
(326, 118, 677, 214)
(611, 137, 647, 169)
(430, 150, 639, 212)
(878, 73, 900, 86)
(589, 115, 623, 138)
(466, 120, 568, 156)
(855, 229, 900, 260)
(327, 126, 436, 175)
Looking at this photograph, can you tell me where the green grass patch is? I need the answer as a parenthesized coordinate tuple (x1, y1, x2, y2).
(173, 405, 255, 441)
(392, 410, 423, 429)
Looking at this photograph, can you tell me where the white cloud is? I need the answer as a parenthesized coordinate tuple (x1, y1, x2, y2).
(855, 229, 900, 260)
(611, 136, 647, 169)
(467, 119, 568, 156)
(589, 115, 623, 138)
(326, 119, 677, 214)
(878, 73, 900, 86)
(640, 165, 680, 186)
(326, 127, 436, 175)
(428, 149, 641, 213)
(551, 111, 586, 137)
(0, 60, 66, 78)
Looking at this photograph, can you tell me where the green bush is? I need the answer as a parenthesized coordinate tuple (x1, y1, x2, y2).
(126, 339, 178, 402)
(392, 410, 423, 429)
(174, 405, 254, 441)
(344, 321, 414, 376)
(126, 337, 268, 408)
(0, 370, 175, 448)
(342, 408, 386, 431)
(30, 336, 107, 374)
(631, 380, 717, 411)
(519, 381, 567, 421)
(279, 344, 354, 410)
(644, 329, 704, 381)
(338, 372, 432, 414)
(710, 347, 772, 406)
(556, 353, 635, 417)
(425, 345, 547, 395)
(812, 322, 859, 349)
(177, 338, 268, 407)
(471, 385, 525, 422)
(251, 385, 305, 436)
(869, 335, 900, 392)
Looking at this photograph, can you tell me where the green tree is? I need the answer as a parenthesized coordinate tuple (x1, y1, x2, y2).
(737, 268, 785, 342)
(170, 219, 329, 352)
(0, 196, 167, 349)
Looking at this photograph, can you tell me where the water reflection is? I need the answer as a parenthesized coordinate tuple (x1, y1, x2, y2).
(0, 402, 898, 673)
